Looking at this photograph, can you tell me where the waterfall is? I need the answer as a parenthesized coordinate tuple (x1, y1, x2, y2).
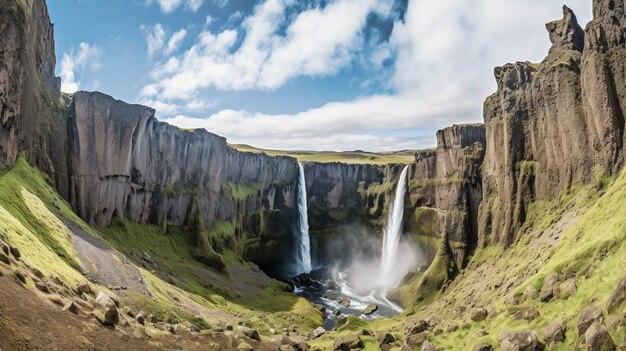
(294, 162, 312, 274)
(380, 165, 409, 287)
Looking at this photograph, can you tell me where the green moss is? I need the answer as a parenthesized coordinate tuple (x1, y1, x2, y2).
(519, 160, 537, 176)
(222, 182, 263, 202)
(408, 177, 464, 191)
(366, 182, 395, 196)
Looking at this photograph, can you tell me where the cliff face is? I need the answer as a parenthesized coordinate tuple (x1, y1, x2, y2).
(479, 2, 626, 246)
(0, 0, 64, 174)
(406, 124, 485, 266)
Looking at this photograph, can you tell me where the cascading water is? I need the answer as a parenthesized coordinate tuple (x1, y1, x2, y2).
(380, 165, 409, 287)
(294, 162, 312, 274)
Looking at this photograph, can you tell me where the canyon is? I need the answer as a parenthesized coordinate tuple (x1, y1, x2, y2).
(0, 0, 625, 350)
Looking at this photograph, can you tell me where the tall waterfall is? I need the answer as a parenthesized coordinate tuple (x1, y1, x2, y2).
(294, 162, 312, 274)
(380, 165, 409, 287)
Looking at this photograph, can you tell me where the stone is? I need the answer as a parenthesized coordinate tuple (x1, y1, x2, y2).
(507, 291, 524, 306)
(542, 320, 566, 345)
(136, 314, 145, 325)
(74, 284, 91, 295)
(523, 286, 539, 300)
(8, 246, 20, 260)
(421, 341, 438, 351)
(499, 330, 542, 351)
(607, 275, 626, 313)
(142, 251, 154, 263)
(35, 282, 50, 294)
(405, 315, 429, 335)
(584, 322, 616, 351)
(62, 301, 79, 315)
(540, 273, 560, 303)
(512, 306, 540, 321)
(375, 332, 395, 346)
(237, 341, 254, 351)
(103, 306, 119, 326)
(313, 304, 326, 313)
(311, 327, 326, 339)
(472, 343, 493, 351)
(405, 332, 427, 348)
(363, 304, 378, 315)
(470, 307, 488, 322)
(578, 305, 604, 335)
(333, 333, 363, 350)
(236, 326, 260, 341)
(0, 253, 10, 265)
(95, 291, 115, 309)
(556, 278, 576, 299)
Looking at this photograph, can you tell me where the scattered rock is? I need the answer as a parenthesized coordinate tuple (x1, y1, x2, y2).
(472, 343, 493, 351)
(35, 281, 50, 293)
(237, 326, 260, 341)
(540, 272, 560, 303)
(13, 270, 26, 284)
(404, 332, 427, 348)
(74, 284, 91, 295)
(578, 305, 604, 335)
(62, 301, 79, 315)
(507, 291, 524, 306)
(9, 246, 20, 260)
(499, 330, 542, 351)
(251, 264, 260, 272)
(142, 251, 154, 263)
(405, 315, 429, 335)
(607, 275, 626, 313)
(53, 199, 61, 209)
(557, 278, 576, 299)
(1, 243, 9, 256)
(524, 285, 539, 300)
(136, 314, 145, 325)
(95, 291, 117, 309)
(310, 327, 326, 339)
(376, 332, 395, 346)
(104, 306, 119, 326)
(421, 341, 438, 351)
(0, 253, 10, 265)
(470, 307, 488, 322)
(237, 341, 254, 351)
(333, 333, 363, 350)
(543, 320, 566, 345)
(363, 304, 378, 315)
(584, 322, 616, 351)
(512, 306, 540, 321)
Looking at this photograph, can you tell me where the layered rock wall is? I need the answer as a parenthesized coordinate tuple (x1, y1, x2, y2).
(479, 2, 626, 246)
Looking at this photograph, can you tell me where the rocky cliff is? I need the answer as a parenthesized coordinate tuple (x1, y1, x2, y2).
(479, 2, 626, 246)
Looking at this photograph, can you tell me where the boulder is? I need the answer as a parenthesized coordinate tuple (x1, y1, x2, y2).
(310, 327, 326, 339)
(0, 253, 10, 265)
(578, 305, 604, 335)
(363, 304, 378, 315)
(523, 286, 539, 300)
(405, 315, 429, 335)
(237, 326, 260, 341)
(542, 320, 566, 345)
(607, 275, 626, 313)
(471, 307, 488, 322)
(142, 251, 154, 263)
(556, 278, 576, 299)
(499, 330, 542, 351)
(512, 306, 540, 321)
(540, 273, 560, 302)
(405, 332, 428, 348)
(237, 341, 254, 351)
(9, 246, 20, 260)
(472, 343, 493, 351)
(421, 341, 438, 351)
(333, 333, 363, 350)
(104, 306, 119, 326)
(584, 322, 616, 351)
(95, 291, 116, 309)
(62, 301, 79, 315)
(376, 332, 395, 346)
(74, 284, 92, 295)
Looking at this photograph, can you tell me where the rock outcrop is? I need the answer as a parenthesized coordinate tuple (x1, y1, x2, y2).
(479, 3, 626, 246)
(406, 124, 485, 266)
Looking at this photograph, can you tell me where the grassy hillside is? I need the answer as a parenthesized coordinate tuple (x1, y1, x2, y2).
(230, 144, 417, 165)
(0, 157, 321, 339)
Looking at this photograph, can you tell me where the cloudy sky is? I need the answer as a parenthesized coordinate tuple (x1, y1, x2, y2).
(48, 0, 592, 151)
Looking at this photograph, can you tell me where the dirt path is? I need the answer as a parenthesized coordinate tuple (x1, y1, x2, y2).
(64, 220, 147, 294)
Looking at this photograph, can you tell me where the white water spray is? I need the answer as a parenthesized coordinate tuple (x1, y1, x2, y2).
(294, 162, 312, 274)
(380, 165, 409, 287)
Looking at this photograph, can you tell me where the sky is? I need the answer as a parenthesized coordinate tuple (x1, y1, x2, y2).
(47, 0, 592, 151)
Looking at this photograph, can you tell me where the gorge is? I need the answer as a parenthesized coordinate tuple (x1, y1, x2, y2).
(0, 0, 625, 350)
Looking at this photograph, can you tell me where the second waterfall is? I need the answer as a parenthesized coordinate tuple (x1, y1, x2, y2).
(380, 165, 409, 287)
(294, 162, 312, 274)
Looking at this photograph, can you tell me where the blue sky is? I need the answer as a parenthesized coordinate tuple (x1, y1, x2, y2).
(47, 0, 592, 151)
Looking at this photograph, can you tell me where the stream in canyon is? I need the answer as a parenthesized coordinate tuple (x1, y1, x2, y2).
(288, 165, 413, 329)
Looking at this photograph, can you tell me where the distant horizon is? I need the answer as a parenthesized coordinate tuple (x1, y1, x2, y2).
(48, 0, 591, 151)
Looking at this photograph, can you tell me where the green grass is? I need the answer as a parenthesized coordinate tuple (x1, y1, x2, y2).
(0, 156, 86, 285)
(230, 144, 416, 165)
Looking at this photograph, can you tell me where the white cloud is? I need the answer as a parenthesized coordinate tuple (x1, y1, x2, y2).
(148, 0, 593, 151)
(141, 0, 390, 101)
(165, 29, 187, 55)
(60, 42, 101, 93)
(147, 0, 203, 13)
(142, 24, 187, 57)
